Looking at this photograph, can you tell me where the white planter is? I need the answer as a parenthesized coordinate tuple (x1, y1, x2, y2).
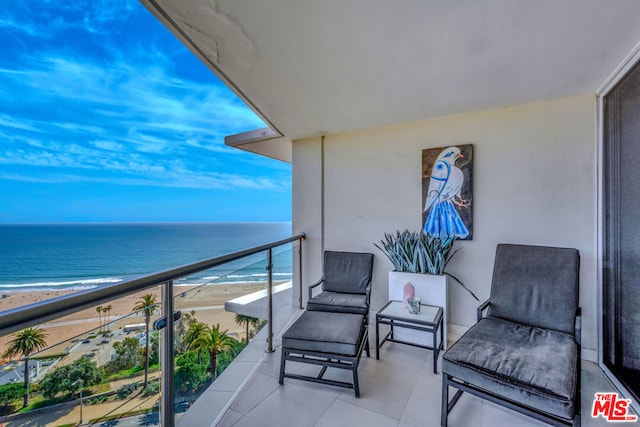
(388, 271, 448, 349)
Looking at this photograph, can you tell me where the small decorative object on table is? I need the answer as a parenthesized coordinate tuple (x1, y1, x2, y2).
(407, 297, 421, 314)
(403, 282, 415, 307)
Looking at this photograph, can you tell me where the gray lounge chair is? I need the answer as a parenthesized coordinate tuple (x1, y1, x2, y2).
(307, 251, 374, 316)
(279, 251, 374, 396)
(441, 244, 581, 427)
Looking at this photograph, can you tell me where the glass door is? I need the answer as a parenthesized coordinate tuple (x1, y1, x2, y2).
(603, 58, 640, 400)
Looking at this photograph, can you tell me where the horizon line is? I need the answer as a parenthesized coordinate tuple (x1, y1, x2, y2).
(0, 220, 293, 226)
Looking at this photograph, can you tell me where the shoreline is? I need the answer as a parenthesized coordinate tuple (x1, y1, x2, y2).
(0, 282, 275, 360)
(0, 277, 292, 294)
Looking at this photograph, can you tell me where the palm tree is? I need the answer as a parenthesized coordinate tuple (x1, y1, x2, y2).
(2, 327, 48, 407)
(182, 320, 207, 363)
(249, 317, 262, 339)
(132, 294, 158, 388)
(96, 305, 103, 332)
(234, 314, 258, 343)
(190, 323, 235, 379)
(103, 305, 112, 332)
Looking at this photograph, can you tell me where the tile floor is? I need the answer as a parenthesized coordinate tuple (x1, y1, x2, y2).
(211, 321, 628, 427)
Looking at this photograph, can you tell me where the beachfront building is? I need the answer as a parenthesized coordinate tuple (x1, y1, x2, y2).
(134, 1, 640, 426)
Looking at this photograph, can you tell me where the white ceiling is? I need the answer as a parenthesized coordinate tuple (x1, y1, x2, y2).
(142, 0, 640, 144)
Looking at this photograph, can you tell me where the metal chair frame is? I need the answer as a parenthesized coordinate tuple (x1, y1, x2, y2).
(279, 324, 370, 397)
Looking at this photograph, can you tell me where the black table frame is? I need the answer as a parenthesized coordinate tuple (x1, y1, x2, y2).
(375, 300, 444, 373)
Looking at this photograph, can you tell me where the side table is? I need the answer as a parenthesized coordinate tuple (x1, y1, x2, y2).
(375, 300, 444, 374)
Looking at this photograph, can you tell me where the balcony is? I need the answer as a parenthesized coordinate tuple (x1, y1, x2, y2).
(208, 317, 622, 427)
(0, 235, 634, 427)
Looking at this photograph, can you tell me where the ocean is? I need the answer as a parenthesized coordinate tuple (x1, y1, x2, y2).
(0, 222, 293, 292)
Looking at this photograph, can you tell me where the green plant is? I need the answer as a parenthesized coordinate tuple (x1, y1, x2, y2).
(182, 320, 207, 363)
(217, 339, 245, 376)
(375, 230, 454, 274)
(0, 383, 24, 415)
(142, 382, 159, 396)
(132, 293, 158, 388)
(2, 327, 48, 407)
(107, 337, 143, 373)
(175, 351, 209, 393)
(234, 314, 260, 342)
(40, 355, 104, 399)
(117, 384, 135, 399)
(375, 230, 479, 300)
(86, 395, 108, 405)
(189, 323, 236, 380)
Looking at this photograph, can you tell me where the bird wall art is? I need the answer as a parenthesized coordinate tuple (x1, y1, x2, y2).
(422, 144, 473, 240)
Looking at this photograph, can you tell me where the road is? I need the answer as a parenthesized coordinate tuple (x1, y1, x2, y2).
(0, 361, 39, 387)
(90, 411, 159, 427)
(0, 364, 24, 386)
(85, 410, 187, 426)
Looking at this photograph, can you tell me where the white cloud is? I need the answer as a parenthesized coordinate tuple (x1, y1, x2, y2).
(0, 18, 41, 37)
(0, 166, 290, 192)
(1, 53, 263, 141)
(0, 137, 290, 192)
(0, 2, 135, 39)
(0, 115, 43, 133)
(90, 140, 125, 152)
(0, 1, 288, 199)
(83, 0, 135, 34)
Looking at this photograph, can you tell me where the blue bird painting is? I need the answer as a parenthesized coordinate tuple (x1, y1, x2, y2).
(422, 145, 472, 239)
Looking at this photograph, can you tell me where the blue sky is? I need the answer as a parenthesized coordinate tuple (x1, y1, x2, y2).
(0, 1, 291, 223)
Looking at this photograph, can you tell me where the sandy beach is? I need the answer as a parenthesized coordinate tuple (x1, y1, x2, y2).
(0, 282, 271, 359)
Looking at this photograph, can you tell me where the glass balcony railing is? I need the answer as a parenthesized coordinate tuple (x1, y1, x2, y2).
(171, 245, 294, 424)
(0, 234, 304, 427)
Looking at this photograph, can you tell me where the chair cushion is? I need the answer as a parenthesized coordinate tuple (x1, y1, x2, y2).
(442, 317, 578, 420)
(282, 311, 365, 357)
(488, 244, 579, 335)
(307, 291, 368, 315)
(322, 251, 374, 294)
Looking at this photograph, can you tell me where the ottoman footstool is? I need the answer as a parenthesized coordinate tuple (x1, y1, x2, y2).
(279, 310, 370, 397)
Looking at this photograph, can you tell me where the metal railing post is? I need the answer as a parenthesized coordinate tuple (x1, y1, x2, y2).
(161, 280, 175, 426)
(266, 248, 275, 353)
(72, 379, 83, 424)
(298, 240, 303, 309)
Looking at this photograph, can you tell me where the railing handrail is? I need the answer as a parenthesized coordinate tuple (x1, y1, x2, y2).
(0, 233, 305, 337)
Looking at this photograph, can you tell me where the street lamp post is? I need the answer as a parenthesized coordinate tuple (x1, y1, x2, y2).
(72, 379, 83, 425)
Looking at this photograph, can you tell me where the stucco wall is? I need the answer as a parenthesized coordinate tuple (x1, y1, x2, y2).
(292, 94, 598, 359)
